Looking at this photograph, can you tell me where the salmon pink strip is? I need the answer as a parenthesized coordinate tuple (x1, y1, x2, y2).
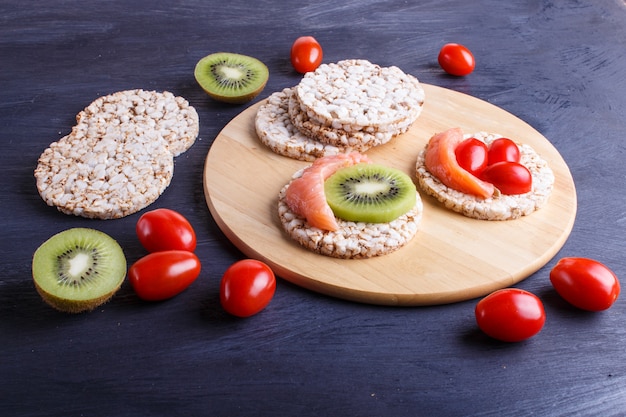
(285, 152, 371, 231)
(424, 128, 494, 199)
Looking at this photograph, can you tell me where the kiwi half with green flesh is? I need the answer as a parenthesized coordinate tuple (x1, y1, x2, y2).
(324, 163, 417, 223)
(32, 228, 127, 313)
(194, 52, 269, 104)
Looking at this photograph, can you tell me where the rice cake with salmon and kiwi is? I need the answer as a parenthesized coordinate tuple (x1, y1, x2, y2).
(278, 152, 423, 259)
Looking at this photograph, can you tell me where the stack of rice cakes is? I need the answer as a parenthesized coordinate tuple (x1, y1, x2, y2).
(255, 59, 426, 161)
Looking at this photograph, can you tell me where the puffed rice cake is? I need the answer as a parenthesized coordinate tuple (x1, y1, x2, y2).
(287, 92, 398, 149)
(255, 88, 372, 162)
(35, 124, 173, 219)
(76, 89, 199, 157)
(294, 59, 425, 133)
(35, 89, 198, 219)
(277, 169, 424, 259)
(415, 132, 555, 220)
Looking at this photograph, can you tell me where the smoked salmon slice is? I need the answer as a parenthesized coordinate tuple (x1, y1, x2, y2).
(285, 152, 372, 231)
(424, 128, 494, 199)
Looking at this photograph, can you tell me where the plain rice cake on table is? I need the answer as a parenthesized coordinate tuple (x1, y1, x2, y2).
(75, 89, 200, 157)
(35, 123, 174, 219)
(34, 89, 199, 219)
(415, 131, 555, 220)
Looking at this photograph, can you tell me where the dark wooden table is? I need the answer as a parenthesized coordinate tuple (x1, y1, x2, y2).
(3, 1, 626, 415)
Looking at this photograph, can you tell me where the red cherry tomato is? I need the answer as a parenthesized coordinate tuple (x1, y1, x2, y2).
(488, 138, 521, 165)
(475, 288, 546, 342)
(455, 138, 489, 176)
(290, 36, 323, 73)
(550, 257, 620, 311)
(220, 259, 276, 317)
(438, 43, 475, 76)
(136, 208, 196, 253)
(129, 251, 201, 301)
(480, 161, 532, 195)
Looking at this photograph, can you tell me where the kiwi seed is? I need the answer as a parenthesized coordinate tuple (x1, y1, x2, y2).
(324, 163, 417, 223)
(194, 52, 269, 104)
(32, 228, 127, 313)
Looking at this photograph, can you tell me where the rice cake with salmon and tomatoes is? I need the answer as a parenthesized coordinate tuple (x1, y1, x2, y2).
(415, 129, 554, 220)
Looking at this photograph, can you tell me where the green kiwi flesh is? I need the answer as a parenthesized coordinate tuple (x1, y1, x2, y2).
(194, 52, 269, 104)
(32, 228, 127, 313)
(324, 163, 417, 223)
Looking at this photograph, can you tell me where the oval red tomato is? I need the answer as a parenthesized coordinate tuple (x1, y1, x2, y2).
(480, 161, 532, 195)
(290, 36, 323, 73)
(438, 43, 475, 76)
(455, 138, 489, 176)
(136, 208, 196, 253)
(129, 251, 201, 301)
(550, 257, 620, 311)
(475, 288, 546, 342)
(220, 259, 276, 317)
(488, 138, 521, 164)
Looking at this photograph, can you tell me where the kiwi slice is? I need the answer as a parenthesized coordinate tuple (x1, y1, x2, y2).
(324, 163, 417, 223)
(32, 228, 127, 313)
(194, 52, 269, 104)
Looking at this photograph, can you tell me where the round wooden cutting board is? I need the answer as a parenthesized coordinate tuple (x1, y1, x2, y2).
(203, 84, 577, 306)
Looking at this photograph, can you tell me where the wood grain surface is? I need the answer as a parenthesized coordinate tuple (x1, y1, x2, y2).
(204, 84, 577, 305)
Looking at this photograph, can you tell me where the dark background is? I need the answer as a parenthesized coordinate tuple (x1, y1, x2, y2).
(2, 1, 626, 416)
